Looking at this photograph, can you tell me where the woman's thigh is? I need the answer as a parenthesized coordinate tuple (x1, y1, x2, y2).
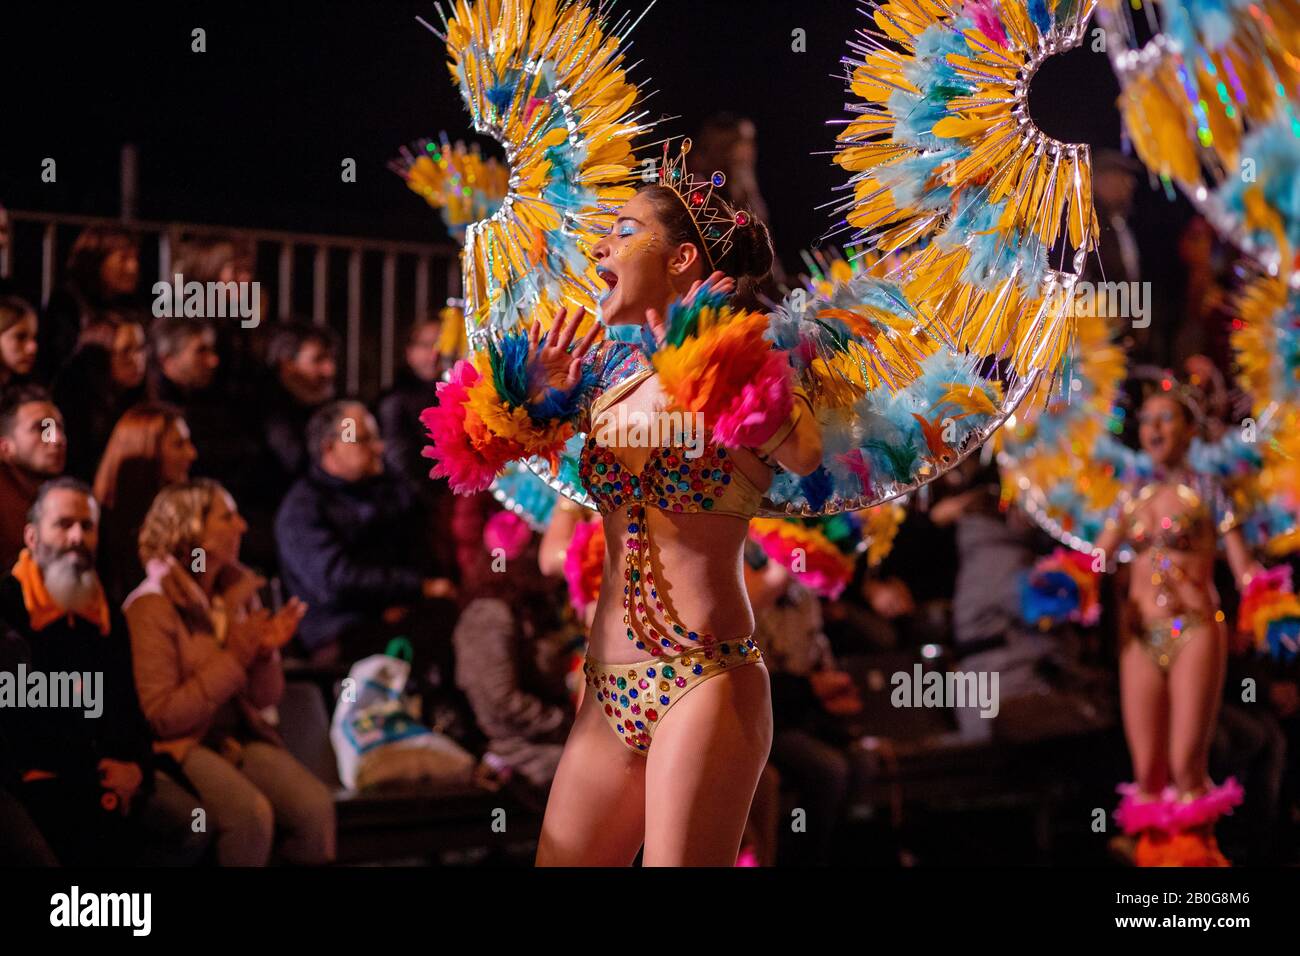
(643, 661, 773, 866)
(536, 691, 648, 866)
(239, 742, 336, 830)
(1167, 624, 1227, 786)
(1119, 640, 1170, 790)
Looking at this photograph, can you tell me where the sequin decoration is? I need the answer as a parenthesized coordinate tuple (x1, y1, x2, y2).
(583, 639, 764, 754)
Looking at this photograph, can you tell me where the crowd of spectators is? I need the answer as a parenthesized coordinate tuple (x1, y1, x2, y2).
(0, 225, 458, 866)
(0, 206, 1296, 869)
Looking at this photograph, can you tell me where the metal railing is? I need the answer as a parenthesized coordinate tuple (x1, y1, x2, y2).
(0, 210, 461, 397)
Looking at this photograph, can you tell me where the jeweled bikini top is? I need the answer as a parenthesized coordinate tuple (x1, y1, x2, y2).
(1122, 474, 1233, 554)
(576, 363, 766, 521)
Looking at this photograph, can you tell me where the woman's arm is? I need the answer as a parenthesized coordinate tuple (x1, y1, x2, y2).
(1092, 488, 1132, 573)
(1222, 526, 1262, 590)
(126, 594, 248, 741)
(540, 500, 585, 579)
(764, 393, 822, 477)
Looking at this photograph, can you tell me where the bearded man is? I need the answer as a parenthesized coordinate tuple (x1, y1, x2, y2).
(0, 478, 208, 864)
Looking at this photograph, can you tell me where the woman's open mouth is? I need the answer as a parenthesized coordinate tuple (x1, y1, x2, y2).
(596, 265, 619, 303)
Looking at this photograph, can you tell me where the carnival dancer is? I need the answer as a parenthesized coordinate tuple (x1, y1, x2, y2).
(1031, 382, 1259, 864)
(423, 157, 822, 864)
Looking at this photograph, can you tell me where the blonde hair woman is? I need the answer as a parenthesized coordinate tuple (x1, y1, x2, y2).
(124, 479, 335, 865)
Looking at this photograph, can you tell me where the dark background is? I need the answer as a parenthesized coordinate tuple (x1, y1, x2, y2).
(0, 0, 1189, 272)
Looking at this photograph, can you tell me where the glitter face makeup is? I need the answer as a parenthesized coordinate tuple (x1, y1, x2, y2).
(612, 233, 659, 259)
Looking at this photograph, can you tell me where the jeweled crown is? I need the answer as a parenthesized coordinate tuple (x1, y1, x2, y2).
(652, 138, 752, 271)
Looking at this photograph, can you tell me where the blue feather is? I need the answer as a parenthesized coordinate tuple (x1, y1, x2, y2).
(799, 467, 834, 512)
(1028, 0, 1052, 34)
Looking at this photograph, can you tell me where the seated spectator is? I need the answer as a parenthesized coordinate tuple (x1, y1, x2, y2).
(126, 480, 335, 866)
(0, 784, 59, 866)
(377, 315, 443, 486)
(261, 322, 338, 489)
(453, 502, 575, 792)
(746, 543, 860, 866)
(376, 315, 455, 573)
(169, 235, 264, 384)
(0, 295, 39, 387)
(39, 225, 140, 381)
(0, 385, 65, 570)
(275, 400, 454, 667)
(53, 316, 147, 481)
(149, 314, 276, 570)
(92, 404, 197, 606)
(0, 478, 207, 865)
(148, 315, 221, 400)
(1, 716, 59, 865)
(929, 457, 1111, 744)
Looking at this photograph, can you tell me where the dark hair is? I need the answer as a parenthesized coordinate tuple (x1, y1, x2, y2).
(305, 399, 365, 466)
(171, 235, 256, 285)
(0, 295, 36, 335)
(0, 384, 55, 437)
(406, 314, 443, 346)
(636, 184, 774, 296)
(92, 402, 187, 511)
(267, 321, 338, 369)
(29, 476, 95, 526)
(150, 315, 213, 360)
(64, 226, 139, 301)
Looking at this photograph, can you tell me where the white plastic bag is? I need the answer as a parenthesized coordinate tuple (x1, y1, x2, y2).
(330, 638, 476, 790)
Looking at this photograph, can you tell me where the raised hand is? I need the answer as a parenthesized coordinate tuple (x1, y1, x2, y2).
(526, 307, 603, 401)
(98, 758, 143, 815)
(647, 271, 737, 347)
(258, 597, 307, 654)
(684, 270, 736, 307)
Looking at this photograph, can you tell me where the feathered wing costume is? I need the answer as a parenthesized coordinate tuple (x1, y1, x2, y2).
(1098, 0, 1300, 285)
(409, 0, 1109, 517)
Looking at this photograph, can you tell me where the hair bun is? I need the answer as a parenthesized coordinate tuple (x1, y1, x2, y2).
(722, 214, 774, 281)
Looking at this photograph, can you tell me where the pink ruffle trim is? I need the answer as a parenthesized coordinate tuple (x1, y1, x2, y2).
(420, 359, 500, 495)
(1114, 778, 1245, 834)
(1166, 779, 1245, 831)
(482, 510, 532, 561)
(562, 518, 602, 615)
(1114, 784, 1170, 835)
(711, 350, 794, 450)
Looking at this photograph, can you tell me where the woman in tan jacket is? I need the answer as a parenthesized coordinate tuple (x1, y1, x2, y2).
(125, 479, 335, 865)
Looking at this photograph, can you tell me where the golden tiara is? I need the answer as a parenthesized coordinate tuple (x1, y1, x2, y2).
(652, 138, 753, 271)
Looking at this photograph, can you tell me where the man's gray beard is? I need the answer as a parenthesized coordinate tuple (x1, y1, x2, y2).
(38, 547, 100, 614)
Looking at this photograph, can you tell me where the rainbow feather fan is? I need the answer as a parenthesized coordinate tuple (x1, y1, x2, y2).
(391, 135, 509, 244)
(996, 308, 1130, 551)
(768, 240, 1024, 510)
(748, 504, 906, 598)
(1230, 274, 1300, 554)
(833, 0, 1100, 380)
(1020, 547, 1103, 628)
(1098, 0, 1300, 285)
(420, 330, 595, 494)
(1238, 565, 1300, 660)
(424, 0, 658, 338)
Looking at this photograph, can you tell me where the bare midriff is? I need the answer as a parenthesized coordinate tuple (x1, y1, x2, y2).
(1126, 482, 1221, 626)
(584, 373, 769, 664)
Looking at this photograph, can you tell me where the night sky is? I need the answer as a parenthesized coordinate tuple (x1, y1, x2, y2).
(2, 0, 1187, 273)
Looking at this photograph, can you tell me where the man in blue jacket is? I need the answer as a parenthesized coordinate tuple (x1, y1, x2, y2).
(275, 401, 455, 670)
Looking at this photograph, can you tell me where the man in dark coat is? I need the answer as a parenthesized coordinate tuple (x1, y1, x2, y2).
(0, 478, 208, 865)
(275, 401, 455, 668)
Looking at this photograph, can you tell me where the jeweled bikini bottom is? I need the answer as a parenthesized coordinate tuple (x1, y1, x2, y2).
(583, 638, 764, 756)
(1136, 611, 1209, 672)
